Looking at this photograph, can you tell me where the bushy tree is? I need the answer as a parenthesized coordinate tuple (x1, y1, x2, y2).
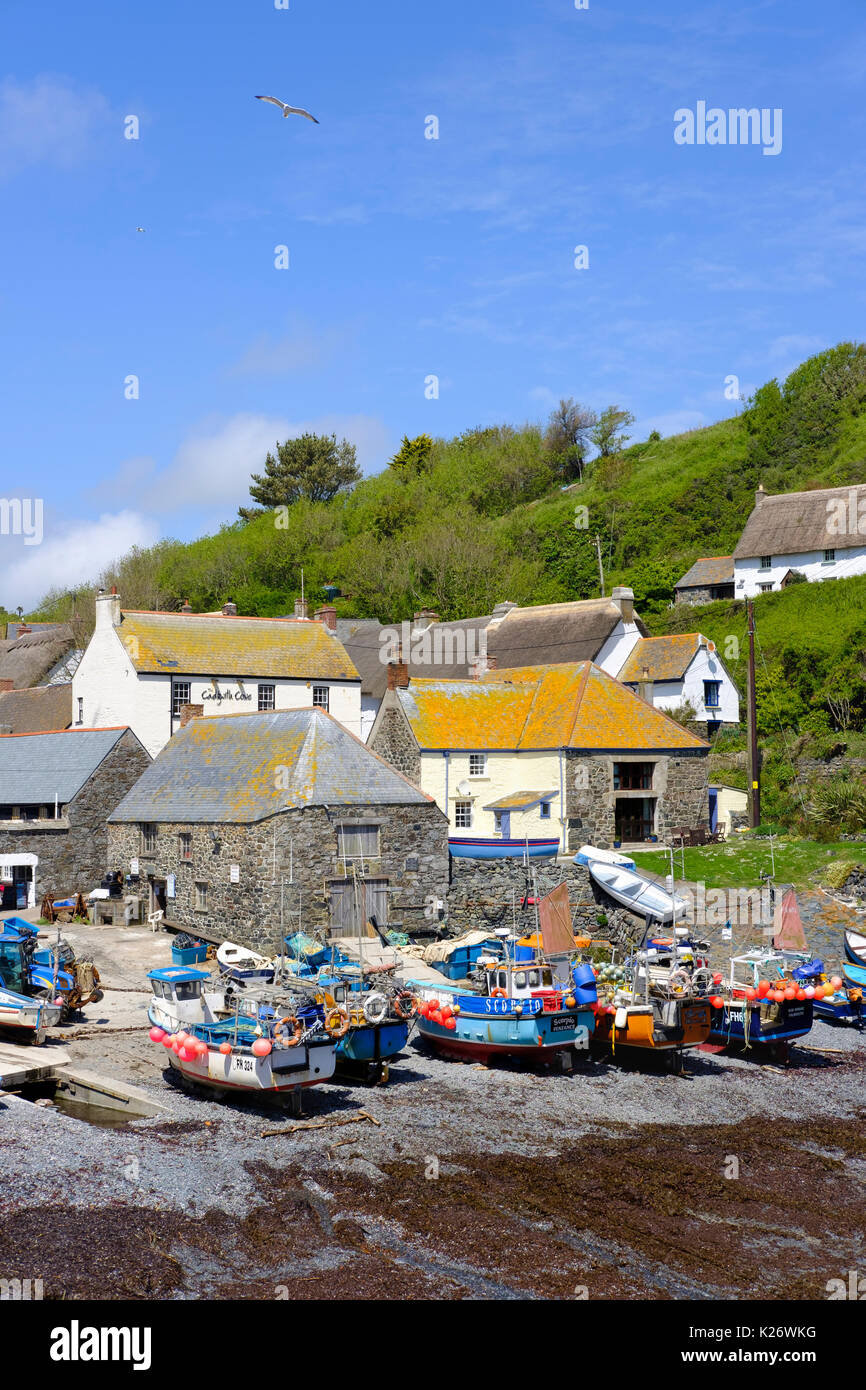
(591, 405, 635, 458)
(239, 433, 361, 519)
(544, 398, 597, 482)
(388, 433, 434, 479)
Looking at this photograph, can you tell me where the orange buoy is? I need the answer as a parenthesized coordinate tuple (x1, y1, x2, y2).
(252, 1038, 271, 1057)
(219, 1041, 232, 1054)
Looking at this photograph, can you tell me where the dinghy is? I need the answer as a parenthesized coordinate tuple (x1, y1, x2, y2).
(588, 860, 687, 923)
(574, 845, 636, 871)
(216, 940, 274, 983)
(844, 929, 866, 968)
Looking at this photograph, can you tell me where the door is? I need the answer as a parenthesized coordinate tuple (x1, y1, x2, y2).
(151, 879, 167, 915)
(708, 788, 718, 833)
(329, 879, 389, 937)
(499, 811, 511, 839)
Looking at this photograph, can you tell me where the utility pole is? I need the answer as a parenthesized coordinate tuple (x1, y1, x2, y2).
(747, 599, 761, 827)
(595, 535, 605, 597)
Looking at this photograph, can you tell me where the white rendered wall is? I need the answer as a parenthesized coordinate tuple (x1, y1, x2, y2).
(419, 748, 563, 839)
(734, 546, 866, 597)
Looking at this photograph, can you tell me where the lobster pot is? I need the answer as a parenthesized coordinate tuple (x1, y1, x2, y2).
(571, 963, 598, 1007)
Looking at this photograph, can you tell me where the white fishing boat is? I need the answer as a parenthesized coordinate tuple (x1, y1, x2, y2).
(574, 844, 636, 871)
(845, 929, 866, 968)
(216, 940, 274, 982)
(0, 984, 62, 1044)
(147, 966, 337, 1097)
(588, 860, 687, 923)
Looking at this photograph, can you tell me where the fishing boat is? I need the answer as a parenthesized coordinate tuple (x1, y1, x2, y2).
(0, 983, 62, 1044)
(588, 860, 688, 923)
(448, 836, 560, 860)
(146, 966, 337, 1098)
(216, 940, 275, 983)
(704, 950, 814, 1057)
(845, 929, 866, 968)
(592, 936, 711, 1059)
(573, 844, 636, 871)
(843, 960, 866, 992)
(410, 923, 597, 1067)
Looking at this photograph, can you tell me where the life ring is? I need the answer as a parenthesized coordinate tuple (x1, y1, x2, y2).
(363, 991, 389, 1025)
(325, 1006, 351, 1039)
(667, 968, 692, 997)
(273, 1016, 303, 1047)
(393, 989, 417, 1020)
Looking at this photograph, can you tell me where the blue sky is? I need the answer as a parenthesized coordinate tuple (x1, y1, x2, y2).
(2, 0, 865, 608)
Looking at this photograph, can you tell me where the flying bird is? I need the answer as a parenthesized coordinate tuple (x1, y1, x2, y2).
(255, 94, 319, 124)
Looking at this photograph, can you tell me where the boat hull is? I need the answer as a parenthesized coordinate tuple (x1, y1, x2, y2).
(337, 1020, 409, 1065)
(588, 861, 686, 923)
(844, 930, 866, 968)
(594, 1001, 711, 1052)
(708, 998, 813, 1048)
(842, 961, 866, 990)
(417, 999, 594, 1062)
(448, 837, 560, 860)
(166, 1038, 336, 1094)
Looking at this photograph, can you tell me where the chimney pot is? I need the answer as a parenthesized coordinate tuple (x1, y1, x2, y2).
(180, 600, 193, 615)
(222, 601, 237, 617)
(16, 624, 31, 636)
(314, 605, 337, 632)
(111, 585, 117, 595)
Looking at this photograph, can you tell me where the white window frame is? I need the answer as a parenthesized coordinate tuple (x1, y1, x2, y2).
(194, 881, 208, 912)
(258, 682, 276, 711)
(468, 753, 487, 777)
(312, 685, 329, 711)
(759, 582, 773, 593)
(454, 801, 472, 829)
(171, 680, 191, 718)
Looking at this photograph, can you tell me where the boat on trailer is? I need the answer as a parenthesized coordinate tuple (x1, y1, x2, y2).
(146, 967, 337, 1098)
(0, 983, 61, 1044)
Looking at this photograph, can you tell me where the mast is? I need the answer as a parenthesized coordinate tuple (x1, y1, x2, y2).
(747, 599, 761, 828)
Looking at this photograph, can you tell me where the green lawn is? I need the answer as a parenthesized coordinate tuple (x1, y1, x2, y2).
(636, 838, 866, 889)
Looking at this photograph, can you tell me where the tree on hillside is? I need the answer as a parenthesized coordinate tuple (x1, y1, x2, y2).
(591, 405, 635, 458)
(239, 433, 361, 519)
(543, 399, 597, 482)
(388, 433, 434, 479)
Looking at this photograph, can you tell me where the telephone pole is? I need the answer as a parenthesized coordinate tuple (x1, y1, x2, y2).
(595, 534, 605, 597)
(747, 599, 761, 827)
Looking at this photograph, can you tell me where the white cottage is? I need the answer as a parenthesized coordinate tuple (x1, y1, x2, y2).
(618, 633, 739, 736)
(72, 591, 362, 757)
(733, 483, 866, 597)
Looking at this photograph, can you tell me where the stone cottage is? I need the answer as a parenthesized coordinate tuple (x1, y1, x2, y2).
(0, 726, 151, 907)
(106, 707, 449, 951)
(673, 557, 735, 606)
(369, 661, 709, 852)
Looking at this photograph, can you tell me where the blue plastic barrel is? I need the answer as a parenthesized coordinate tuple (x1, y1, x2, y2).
(571, 961, 598, 1005)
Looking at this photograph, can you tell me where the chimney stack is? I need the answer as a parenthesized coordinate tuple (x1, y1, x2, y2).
(755, 484, 766, 507)
(611, 586, 635, 624)
(0, 679, 14, 693)
(412, 608, 440, 631)
(314, 605, 337, 632)
(179, 703, 203, 728)
(386, 658, 410, 691)
(294, 597, 308, 620)
(180, 599, 193, 615)
(222, 601, 237, 616)
(638, 665, 653, 703)
(95, 588, 122, 631)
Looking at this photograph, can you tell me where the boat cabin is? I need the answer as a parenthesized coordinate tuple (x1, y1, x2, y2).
(147, 966, 222, 1026)
(480, 957, 557, 1000)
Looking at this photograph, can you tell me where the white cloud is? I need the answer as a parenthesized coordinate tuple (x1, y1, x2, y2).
(97, 411, 392, 515)
(0, 75, 112, 179)
(3, 510, 159, 611)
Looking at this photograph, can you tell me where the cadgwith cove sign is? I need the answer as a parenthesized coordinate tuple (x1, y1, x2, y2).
(201, 684, 252, 703)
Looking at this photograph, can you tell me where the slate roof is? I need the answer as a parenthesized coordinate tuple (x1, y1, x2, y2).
(109, 708, 434, 824)
(0, 625, 77, 689)
(619, 635, 703, 683)
(484, 790, 559, 810)
(0, 727, 137, 804)
(734, 485, 866, 559)
(336, 617, 490, 698)
(0, 685, 72, 734)
(116, 611, 360, 681)
(487, 599, 647, 670)
(674, 557, 734, 589)
(395, 663, 708, 752)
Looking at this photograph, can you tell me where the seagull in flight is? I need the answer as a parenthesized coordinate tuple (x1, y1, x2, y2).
(255, 95, 319, 124)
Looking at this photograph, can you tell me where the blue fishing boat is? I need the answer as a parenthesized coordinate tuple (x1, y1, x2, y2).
(287, 964, 415, 1084)
(448, 836, 560, 860)
(0, 918, 76, 1020)
(707, 950, 813, 1056)
(843, 960, 866, 991)
(410, 948, 597, 1067)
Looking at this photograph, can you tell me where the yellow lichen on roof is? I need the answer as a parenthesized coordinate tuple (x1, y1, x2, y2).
(117, 611, 360, 681)
(619, 635, 701, 683)
(401, 661, 707, 751)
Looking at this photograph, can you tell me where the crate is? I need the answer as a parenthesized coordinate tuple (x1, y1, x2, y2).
(171, 942, 207, 965)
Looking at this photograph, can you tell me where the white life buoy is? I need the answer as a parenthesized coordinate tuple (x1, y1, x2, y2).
(363, 991, 388, 1024)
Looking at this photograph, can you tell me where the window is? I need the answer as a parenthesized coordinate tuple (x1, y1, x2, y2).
(194, 882, 208, 911)
(337, 822, 380, 858)
(140, 823, 157, 853)
(759, 556, 772, 571)
(759, 582, 773, 593)
(703, 680, 721, 709)
(179, 832, 192, 861)
(171, 681, 191, 718)
(539, 801, 551, 819)
(258, 683, 275, 711)
(823, 548, 835, 563)
(76, 697, 83, 726)
(468, 753, 486, 777)
(493, 810, 504, 833)
(612, 762, 653, 791)
(312, 685, 329, 711)
(454, 801, 472, 828)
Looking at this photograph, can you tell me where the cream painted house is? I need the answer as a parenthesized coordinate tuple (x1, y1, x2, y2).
(370, 661, 710, 851)
(72, 591, 362, 757)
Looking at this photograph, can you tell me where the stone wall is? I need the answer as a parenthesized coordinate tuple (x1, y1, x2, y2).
(675, 585, 734, 606)
(562, 750, 708, 850)
(107, 800, 449, 952)
(446, 856, 642, 948)
(369, 706, 421, 783)
(0, 729, 150, 895)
